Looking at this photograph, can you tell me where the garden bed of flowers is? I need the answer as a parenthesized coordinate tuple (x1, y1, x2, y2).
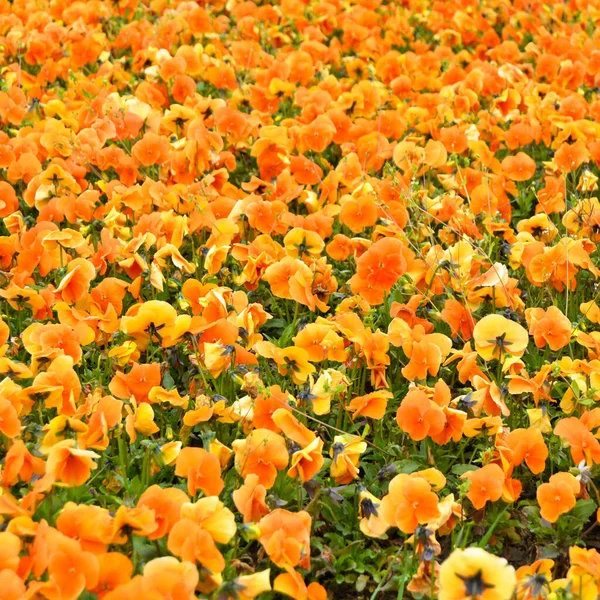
(2, 0, 600, 598)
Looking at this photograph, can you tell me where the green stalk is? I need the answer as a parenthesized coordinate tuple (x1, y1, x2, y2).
(118, 433, 129, 485)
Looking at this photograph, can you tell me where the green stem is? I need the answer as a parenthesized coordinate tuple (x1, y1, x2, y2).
(369, 546, 404, 600)
(478, 504, 509, 548)
(142, 450, 151, 491)
(118, 433, 129, 486)
(397, 547, 415, 600)
(297, 479, 303, 510)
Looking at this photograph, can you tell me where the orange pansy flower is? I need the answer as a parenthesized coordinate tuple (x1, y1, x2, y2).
(174, 447, 224, 497)
(473, 314, 529, 361)
(525, 306, 571, 350)
(233, 474, 269, 524)
(396, 388, 446, 441)
(504, 428, 548, 474)
(380, 473, 440, 534)
(258, 509, 312, 569)
(502, 152, 536, 181)
(462, 464, 505, 509)
(537, 472, 579, 523)
(233, 429, 289, 489)
(46, 439, 99, 487)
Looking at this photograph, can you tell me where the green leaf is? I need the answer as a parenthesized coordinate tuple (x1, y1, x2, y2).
(540, 544, 560, 559)
(397, 460, 421, 474)
(162, 371, 175, 390)
(356, 574, 369, 592)
(571, 498, 597, 522)
(261, 318, 286, 333)
(452, 464, 479, 476)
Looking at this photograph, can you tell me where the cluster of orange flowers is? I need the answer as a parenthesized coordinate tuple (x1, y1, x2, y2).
(4, 0, 600, 597)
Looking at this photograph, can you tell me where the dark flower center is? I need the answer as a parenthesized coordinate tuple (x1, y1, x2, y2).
(457, 570, 493, 598)
(523, 573, 549, 597)
(494, 332, 510, 350)
(360, 497, 379, 518)
(332, 442, 346, 459)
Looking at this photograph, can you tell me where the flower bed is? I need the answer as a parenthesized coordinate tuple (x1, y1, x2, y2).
(0, 0, 600, 598)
